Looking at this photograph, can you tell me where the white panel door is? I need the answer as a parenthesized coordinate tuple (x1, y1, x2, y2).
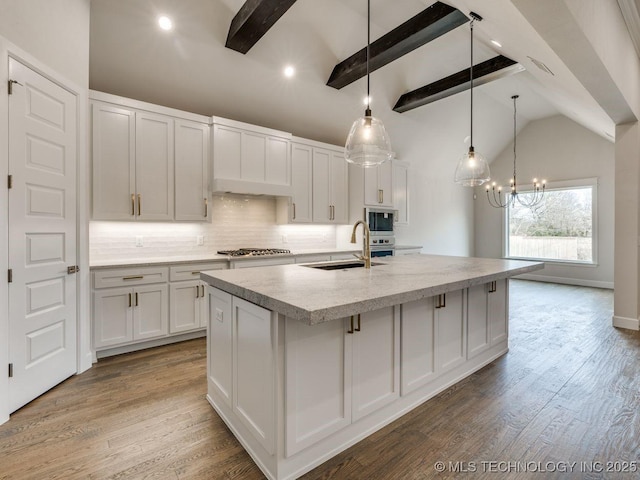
(93, 288, 133, 348)
(208, 287, 233, 407)
(135, 112, 173, 220)
(8, 58, 77, 412)
(489, 279, 508, 344)
(174, 120, 208, 221)
(467, 284, 490, 359)
(377, 160, 393, 207)
(435, 289, 466, 373)
(351, 306, 400, 421)
(213, 124, 242, 180)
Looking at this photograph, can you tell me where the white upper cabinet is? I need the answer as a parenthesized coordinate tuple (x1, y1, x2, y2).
(211, 117, 292, 196)
(288, 143, 313, 223)
(349, 159, 397, 222)
(393, 160, 409, 225)
(90, 91, 209, 222)
(175, 119, 209, 221)
(135, 112, 174, 221)
(91, 103, 136, 220)
(312, 147, 348, 224)
(277, 137, 348, 225)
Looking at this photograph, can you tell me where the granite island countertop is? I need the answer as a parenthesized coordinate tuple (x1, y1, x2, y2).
(201, 254, 544, 325)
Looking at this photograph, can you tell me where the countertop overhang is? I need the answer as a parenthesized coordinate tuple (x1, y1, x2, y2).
(201, 254, 544, 325)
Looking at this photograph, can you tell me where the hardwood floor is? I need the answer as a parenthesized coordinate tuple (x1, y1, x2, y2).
(1, 280, 639, 479)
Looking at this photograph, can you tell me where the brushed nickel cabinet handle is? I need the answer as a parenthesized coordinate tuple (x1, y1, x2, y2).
(137, 194, 141, 216)
(128, 293, 132, 307)
(123, 275, 143, 280)
(204, 197, 208, 218)
(131, 194, 135, 216)
(135, 292, 139, 306)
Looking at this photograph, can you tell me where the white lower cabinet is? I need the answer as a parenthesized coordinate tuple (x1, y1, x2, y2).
(93, 283, 168, 348)
(467, 279, 508, 359)
(205, 283, 509, 480)
(400, 290, 465, 395)
(207, 288, 276, 454)
(93, 261, 227, 355)
(169, 280, 206, 333)
(284, 306, 399, 456)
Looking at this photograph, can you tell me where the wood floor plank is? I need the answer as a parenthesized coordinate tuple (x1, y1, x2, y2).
(1, 281, 639, 479)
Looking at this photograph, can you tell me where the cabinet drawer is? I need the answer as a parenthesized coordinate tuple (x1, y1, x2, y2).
(93, 266, 169, 289)
(170, 262, 228, 282)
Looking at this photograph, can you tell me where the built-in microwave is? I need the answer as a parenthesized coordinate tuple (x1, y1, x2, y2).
(365, 207, 395, 235)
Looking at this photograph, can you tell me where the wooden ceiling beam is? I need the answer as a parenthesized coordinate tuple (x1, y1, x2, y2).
(327, 2, 468, 90)
(226, 0, 298, 54)
(393, 55, 524, 113)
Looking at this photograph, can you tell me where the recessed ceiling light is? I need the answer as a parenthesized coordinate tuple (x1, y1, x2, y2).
(158, 16, 173, 31)
(490, 39, 502, 48)
(283, 65, 295, 78)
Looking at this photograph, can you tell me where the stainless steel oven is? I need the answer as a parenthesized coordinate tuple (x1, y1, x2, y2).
(365, 208, 395, 236)
(370, 234, 394, 257)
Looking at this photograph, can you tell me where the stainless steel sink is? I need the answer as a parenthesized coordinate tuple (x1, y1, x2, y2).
(303, 261, 384, 271)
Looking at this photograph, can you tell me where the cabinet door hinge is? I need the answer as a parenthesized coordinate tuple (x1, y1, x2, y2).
(8, 269, 12, 283)
(7, 174, 12, 189)
(7, 79, 22, 95)
(8, 363, 13, 378)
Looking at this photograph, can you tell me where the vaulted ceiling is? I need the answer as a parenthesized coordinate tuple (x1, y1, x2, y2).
(89, 0, 619, 160)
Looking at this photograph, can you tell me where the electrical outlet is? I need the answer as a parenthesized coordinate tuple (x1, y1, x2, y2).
(197, 235, 204, 246)
(135, 236, 143, 247)
(282, 234, 288, 244)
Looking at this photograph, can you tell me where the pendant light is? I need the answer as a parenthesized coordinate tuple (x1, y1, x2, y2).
(345, 0, 393, 168)
(486, 95, 546, 208)
(454, 12, 491, 186)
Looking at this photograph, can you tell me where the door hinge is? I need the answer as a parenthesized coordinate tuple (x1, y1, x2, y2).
(7, 79, 22, 95)
(7, 175, 12, 189)
(8, 363, 13, 378)
(8, 269, 12, 283)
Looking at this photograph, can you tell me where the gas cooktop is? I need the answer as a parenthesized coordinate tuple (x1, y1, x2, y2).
(217, 248, 291, 257)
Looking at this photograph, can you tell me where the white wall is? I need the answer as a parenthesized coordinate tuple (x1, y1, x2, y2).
(0, 0, 90, 88)
(475, 114, 614, 288)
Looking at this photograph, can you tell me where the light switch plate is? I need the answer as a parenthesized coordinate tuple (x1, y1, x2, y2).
(135, 236, 143, 247)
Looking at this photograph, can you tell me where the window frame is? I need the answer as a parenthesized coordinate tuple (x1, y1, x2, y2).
(503, 177, 598, 266)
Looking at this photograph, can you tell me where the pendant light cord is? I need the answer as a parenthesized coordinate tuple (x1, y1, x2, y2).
(513, 95, 518, 190)
(366, 0, 371, 112)
(470, 17, 474, 149)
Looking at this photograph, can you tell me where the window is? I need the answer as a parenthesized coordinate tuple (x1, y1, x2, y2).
(505, 178, 597, 264)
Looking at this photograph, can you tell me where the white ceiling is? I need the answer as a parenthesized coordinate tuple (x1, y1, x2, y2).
(89, 0, 619, 155)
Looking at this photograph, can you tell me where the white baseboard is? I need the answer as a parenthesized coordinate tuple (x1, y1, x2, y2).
(612, 315, 640, 330)
(515, 273, 613, 289)
(95, 330, 206, 360)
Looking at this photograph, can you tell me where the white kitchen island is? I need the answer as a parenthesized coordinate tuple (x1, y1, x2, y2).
(201, 254, 543, 480)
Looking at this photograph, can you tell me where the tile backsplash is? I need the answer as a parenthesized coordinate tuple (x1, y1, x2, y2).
(90, 194, 337, 262)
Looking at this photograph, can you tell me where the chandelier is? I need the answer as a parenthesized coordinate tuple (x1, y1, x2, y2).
(486, 95, 545, 208)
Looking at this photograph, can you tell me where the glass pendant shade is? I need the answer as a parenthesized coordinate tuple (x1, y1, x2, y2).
(454, 146, 490, 187)
(345, 110, 393, 168)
